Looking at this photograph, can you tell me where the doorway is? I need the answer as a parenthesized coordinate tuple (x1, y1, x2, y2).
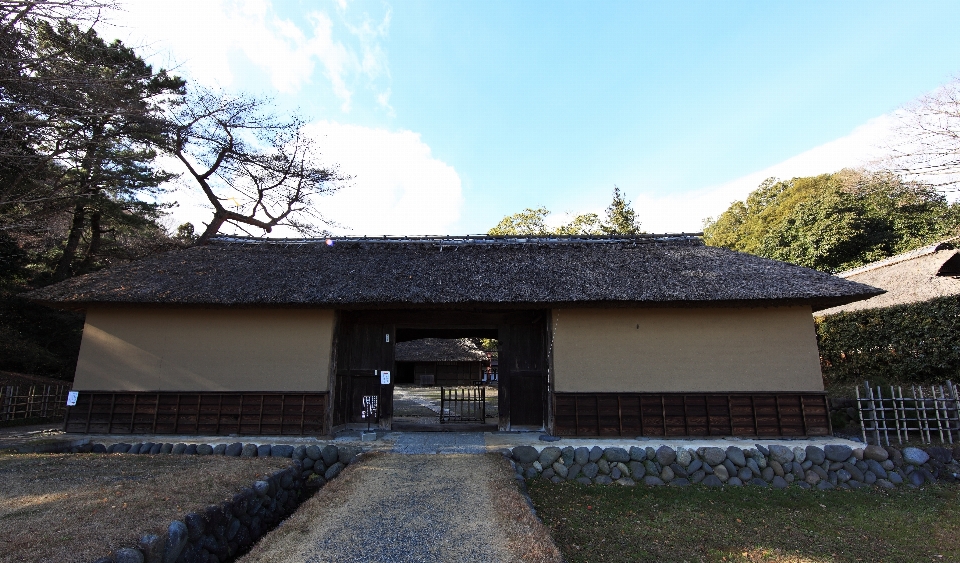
(331, 310, 547, 433)
(392, 336, 498, 431)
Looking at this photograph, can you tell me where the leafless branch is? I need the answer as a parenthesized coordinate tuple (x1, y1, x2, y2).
(886, 78, 960, 192)
(167, 88, 348, 244)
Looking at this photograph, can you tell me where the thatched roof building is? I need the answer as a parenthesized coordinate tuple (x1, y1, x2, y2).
(817, 240, 959, 316)
(31, 235, 882, 439)
(28, 235, 880, 310)
(394, 338, 487, 362)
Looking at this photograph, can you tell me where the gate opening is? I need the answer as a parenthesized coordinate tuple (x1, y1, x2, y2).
(392, 337, 498, 432)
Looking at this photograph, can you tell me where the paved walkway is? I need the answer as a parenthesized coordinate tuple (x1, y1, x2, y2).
(236, 454, 562, 563)
(391, 432, 486, 454)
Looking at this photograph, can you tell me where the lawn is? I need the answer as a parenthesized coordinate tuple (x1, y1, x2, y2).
(527, 480, 960, 562)
(0, 453, 294, 563)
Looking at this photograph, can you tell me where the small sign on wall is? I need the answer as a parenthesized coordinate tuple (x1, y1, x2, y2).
(380, 371, 391, 385)
(66, 391, 78, 406)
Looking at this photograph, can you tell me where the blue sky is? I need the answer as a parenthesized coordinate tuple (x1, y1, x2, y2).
(103, 0, 960, 236)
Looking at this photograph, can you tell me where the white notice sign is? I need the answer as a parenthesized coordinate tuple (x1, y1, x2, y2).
(66, 391, 78, 406)
(380, 371, 391, 385)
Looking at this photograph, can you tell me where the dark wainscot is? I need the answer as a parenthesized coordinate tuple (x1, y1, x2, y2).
(65, 392, 328, 435)
(553, 392, 831, 437)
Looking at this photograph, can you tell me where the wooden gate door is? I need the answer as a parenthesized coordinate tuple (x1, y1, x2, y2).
(499, 314, 547, 429)
(333, 318, 394, 430)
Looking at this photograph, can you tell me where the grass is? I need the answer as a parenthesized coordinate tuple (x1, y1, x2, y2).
(527, 480, 960, 563)
(0, 453, 294, 563)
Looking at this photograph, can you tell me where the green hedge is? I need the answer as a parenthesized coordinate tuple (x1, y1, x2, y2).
(816, 295, 960, 385)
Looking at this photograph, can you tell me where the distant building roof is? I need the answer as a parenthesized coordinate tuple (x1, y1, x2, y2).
(395, 338, 487, 362)
(817, 239, 960, 316)
(26, 234, 881, 311)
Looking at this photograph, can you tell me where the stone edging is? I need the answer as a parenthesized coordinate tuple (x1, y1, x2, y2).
(504, 443, 960, 489)
(55, 441, 367, 563)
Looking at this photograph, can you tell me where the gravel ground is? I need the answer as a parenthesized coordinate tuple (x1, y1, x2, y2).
(0, 423, 67, 449)
(238, 452, 562, 563)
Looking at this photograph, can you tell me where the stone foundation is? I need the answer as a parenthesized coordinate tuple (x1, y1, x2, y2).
(504, 443, 960, 489)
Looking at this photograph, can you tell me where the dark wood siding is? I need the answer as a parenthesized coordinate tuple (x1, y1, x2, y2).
(334, 314, 394, 428)
(64, 391, 328, 435)
(553, 392, 830, 437)
(499, 316, 547, 428)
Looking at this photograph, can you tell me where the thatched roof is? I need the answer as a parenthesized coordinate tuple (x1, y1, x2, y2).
(817, 240, 960, 316)
(26, 235, 882, 311)
(395, 338, 487, 362)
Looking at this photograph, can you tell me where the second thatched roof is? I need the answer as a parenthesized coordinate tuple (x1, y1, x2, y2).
(394, 338, 488, 362)
(817, 240, 960, 316)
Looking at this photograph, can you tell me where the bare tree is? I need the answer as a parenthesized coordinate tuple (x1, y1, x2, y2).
(0, 0, 113, 29)
(167, 90, 347, 244)
(888, 78, 960, 192)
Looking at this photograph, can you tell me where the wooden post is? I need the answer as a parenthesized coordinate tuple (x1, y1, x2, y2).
(892, 386, 904, 444)
(1, 386, 11, 422)
(875, 385, 889, 446)
(917, 386, 930, 443)
(856, 385, 866, 444)
(933, 385, 947, 444)
(439, 387, 446, 424)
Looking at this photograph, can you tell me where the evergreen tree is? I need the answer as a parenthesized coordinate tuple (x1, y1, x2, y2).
(600, 185, 642, 234)
(488, 187, 643, 236)
(703, 170, 960, 272)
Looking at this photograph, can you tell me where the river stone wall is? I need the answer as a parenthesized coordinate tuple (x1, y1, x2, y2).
(505, 443, 960, 489)
(77, 442, 364, 563)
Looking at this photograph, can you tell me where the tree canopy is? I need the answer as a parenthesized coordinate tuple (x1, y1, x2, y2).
(488, 186, 643, 236)
(0, 1, 354, 378)
(703, 170, 960, 273)
(0, 7, 186, 285)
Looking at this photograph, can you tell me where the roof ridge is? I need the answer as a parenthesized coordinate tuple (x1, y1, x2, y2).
(210, 233, 705, 245)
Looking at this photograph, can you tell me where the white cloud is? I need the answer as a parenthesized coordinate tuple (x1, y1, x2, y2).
(101, 0, 390, 111)
(377, 87, 395, 116)
(162, 122, 463, 237)
(305, 122, 463, 235)
(631, 114, 899, 233)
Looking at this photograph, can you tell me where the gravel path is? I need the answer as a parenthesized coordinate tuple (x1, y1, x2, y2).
(237, 453, 562, 563)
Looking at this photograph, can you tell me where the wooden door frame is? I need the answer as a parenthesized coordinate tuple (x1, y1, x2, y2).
(330, 308, 550, 432)
(498, 313, 549, 431)
(331, 313, 395, 432)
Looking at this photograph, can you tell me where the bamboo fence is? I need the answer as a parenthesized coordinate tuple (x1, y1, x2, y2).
(856, 380, 960, 446)
(0, 384, 70, 423)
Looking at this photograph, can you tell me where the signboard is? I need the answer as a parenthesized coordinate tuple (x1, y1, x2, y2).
(380, 371, 391, 385)
(361, 395, 378, 419)
(66, 391, 78, 406)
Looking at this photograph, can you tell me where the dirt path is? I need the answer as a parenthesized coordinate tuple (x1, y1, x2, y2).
(238, 453, 562, 563)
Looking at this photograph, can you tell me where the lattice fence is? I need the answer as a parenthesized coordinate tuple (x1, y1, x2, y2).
(0, 384, 70, 423)
(439, 385, 486, 423)
(856, 380, 960, 446)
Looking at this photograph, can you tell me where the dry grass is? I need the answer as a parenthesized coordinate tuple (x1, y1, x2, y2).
(488, 457, 563, 563)
(0, 453, 293, 563)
